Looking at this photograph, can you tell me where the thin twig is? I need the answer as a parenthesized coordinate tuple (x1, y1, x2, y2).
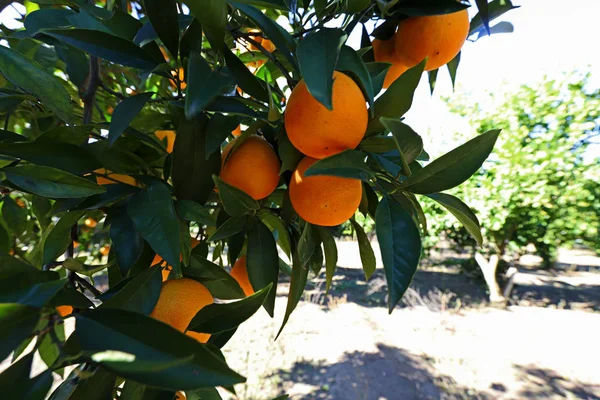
(73, 274, 102, 297)
(3, 112, 9, 130)
(99, 82, 126, 100)
(82, 57, 100, 125)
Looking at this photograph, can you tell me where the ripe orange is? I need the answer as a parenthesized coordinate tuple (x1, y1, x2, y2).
(100, 245, 110, 256)
(285, 71, 367, 159)
(150, 278, 213, 343)
(84, 218, 97, 228)
(232, 125, 242, 137)
(175, 392, 186, 400)
(95, 168, 137, 186)
(170, 67, 186, 90)
(154, 239, 200, 282)
(155, 130, 176, 153)
(16, 198, 25, 208)
(372, 37, 408, 89)
(230, 256, 254, 296)
(220, 136, 281, 200)
(289, 157, 362, 226)
(56, 305, 73, 317)
(394, 9, 469, 71)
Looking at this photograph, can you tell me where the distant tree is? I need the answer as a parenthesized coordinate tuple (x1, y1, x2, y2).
(424, 73, 600, 303)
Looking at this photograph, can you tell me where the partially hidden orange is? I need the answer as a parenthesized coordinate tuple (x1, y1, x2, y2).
(230, 256, 254, 296)
(372, 36, 408, 89)
(155, 130, 176, 153)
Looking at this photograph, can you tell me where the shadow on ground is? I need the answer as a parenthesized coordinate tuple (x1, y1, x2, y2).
(514, 365, 600, 399)
(272, 344, 487, 400)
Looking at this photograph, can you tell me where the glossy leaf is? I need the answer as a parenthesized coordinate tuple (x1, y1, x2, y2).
(0, 46, 72, 123)
(71, 308, 245, 390)
(376, 197, 421, 313)
(1, 197, 29, 237)
(0, 353, 53, 400)
(350, 218, 376, 280)
(304, 149, 374, 181)
(68, 367, 116, 400)
(109, 205, 144, 276)
(176, 200, 215, 226)
(205, 113, 241, 158)
(427, 193, 483, 245)
(209, 216, 246, 242)
(0, 279, 66, 308)
(42, 28, 158, 70)
(144, 0, 179, 58)
(296, 28, 347, 110)
(246, 219, 279, 317)
(260, 212, 292, 257)
(399, 130, 501, 194)
(276, 252, 308, 339)
(185, 255, 246, 300)
(337, 45, 375, 112)
(109, 92, 154, 145)
(0, 303, 41, 361)
(366, 62, 392, 97)
(222, 45, 268, 102)
(469, 0, 519, 36)
(128, 181, 181, 273)
(185, 53, 234, 118)
(185, 0, 227, 48)
(380, 118, 424, 164)
(213, 176, 260, 217)
(101, 266, 162, 315)
(188, 283, 272, 334)
(315, 226, 338, 293)
(297, 221, 315, 267)
(43, 210, 86, 265)
(3, 165, 105, 198)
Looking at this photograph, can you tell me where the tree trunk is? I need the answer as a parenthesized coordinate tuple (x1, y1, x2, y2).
(474, 253, 506, 304)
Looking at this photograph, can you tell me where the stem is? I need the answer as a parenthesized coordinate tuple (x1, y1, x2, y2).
(3, 112, 9, 130)
(82, 57, 100, 125)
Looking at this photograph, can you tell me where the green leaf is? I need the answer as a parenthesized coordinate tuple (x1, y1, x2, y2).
(399, 130, 501, 194)
(209, 216, 245, 242)
(68, 367, 116, 400)
(109, 205, 144, 276)
(469, 0, 519, 36)
(1, 197, 29, 236)
(42, 29, 158, 70)
(350, 218, 376, 280)
(230, 2, 298, 71)
(213, 176, 260, 217)
(176, 200, 215, 225)
(260, 212, 291, 257)
(0, 353, 53, 400)
(366, 62, 392, 96)
(0, 46, 73, 123)
(379, 118, 424, 163)
(427, 193, 483, 245)
(0, 142, 101, 175)
(128, 181, 181, 273)
(376, 197, 421, 313)
(188, 283, 272, 334)
(304, 149, 374, 181)
(0, 279, 66, 308)
(144, 0, 179, 58)
(222, 45, 268, 102)
(276, 252, 308, 339)
(185, 255, 246, 300)
(315, 226, 337, 292)
(109, 92, 154, 146)
(246, 218, 279, 317)
(185, 0, 227, 48)
(0, 303, 41, 361)
(297, 221, 315, 267)
(3, 165, 105, 198)
(38, 326, 61, 370)
(43, 210, 85, 265)
(367, 60, 426, 135)
(180, 18, 202, 61)
(205, 113, 241, 158)
(185, 53, 234, 119)
(63, 258, 110, 277)
(296, 28, 347, 110)
(101, 266, 162, 315)
(172, 116, 221, 205)
(337, 45, 375, 112)
(446, 51, 460, 89)
(71, 308, 245, 390)
(49, 286, 94, 310)
(277, 131, 303, 174)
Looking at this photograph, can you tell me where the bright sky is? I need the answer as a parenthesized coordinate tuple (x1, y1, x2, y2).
(1, 0, 599, 157)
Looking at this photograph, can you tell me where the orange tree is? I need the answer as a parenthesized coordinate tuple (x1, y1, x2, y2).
(0, 0, 516, 398)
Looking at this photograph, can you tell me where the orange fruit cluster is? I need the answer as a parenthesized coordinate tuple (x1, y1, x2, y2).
(374, 9, 469, 88)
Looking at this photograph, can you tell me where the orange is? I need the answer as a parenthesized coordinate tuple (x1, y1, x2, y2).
(220, 135, 280, 200)
(100, 245, 110, 256)
(170, 67, 186, 90)
(84, 218, 97, 228)
(95, 168, 137, 186)
(232, 125, 242, 137)
(285, 71, 367, 159)
(175, 392, 186, 400)
(394, 9, 469, 71)
(372, 37, 409, 89)
(230, 256, 254, 296)
(150, 278, 213, 343)
(289, 157, 362, 226)
(153, 239, 200, 282)
(56, 305, 73, 317)
(155, 130, 176, 153)
(16, 198, 25, 208)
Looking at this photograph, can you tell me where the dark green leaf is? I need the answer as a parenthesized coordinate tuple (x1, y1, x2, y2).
(176, 200, 215, 225)
(296, 28, 347, 110)
(297, 221, 315, 267)
(469, 0, 519, 36)
(427, 69, 438, 94)
(0, 353, 53, 400)
(101, 266, 162, 315)
(427, 192, 483, 245)
(0, 303, 41, 361)
(69, 367, 116, 400)
(63, 258, 110, 277)
(367, 60, 426, 135)
(277, 131, 303, 174)
(0, 46, 73, 123)
(446, 51, 460, 89)
(213, 176, 260, 217)
(358, 136, 397, 153)
(474, 0, 490, 35)
(38, 327, 61, 370)
(42, 29, 159, 70)
(350, 218, 376, 280)
(49, 286, 94, 310)
(109, 205, 144, 276)
(24, 8, 75, 34)
(185, 0, 227, 48)
(376, 197, 421, 313)
(205, 113, 241, 158)
(209, 216, 245, 242)
(476, 21, 514, 40)
(71, 308, 245, 390)
(36, 125, 94, 146)
(0, 279, 66, 308)
(128, 181, 181, 273)
(172, 116, 221, 205)
(337, 45, 375, 112)
(380, 118, 424, 164)
(144, 0, 179, 58)
(3, 165, 105, 198)
(304, 149, 374, 181)
(205, 96, 263, 119)
(188, 283, 272, 334)
(366, 62, 392, 96)
(185, 53, 233, 119)
(275, 252, 308, 339)
(222, 45, 268, 102)
(43, 210, 85, 265)
(315, 226, 337, 292)
(180, 18, 203, 61)
(186, 255, 246, 299)
(109, 92, 154, 145)
(260, 212, 291, 257)
(1, 197, 28, 237)
(246, 218, 279, 317)
(399, 130, 501, 194)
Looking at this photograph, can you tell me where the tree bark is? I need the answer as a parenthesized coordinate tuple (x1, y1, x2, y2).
(474, 252, 506, 304)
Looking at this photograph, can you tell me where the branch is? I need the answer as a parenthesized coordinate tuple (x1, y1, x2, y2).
(82, 56, 100, 125)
